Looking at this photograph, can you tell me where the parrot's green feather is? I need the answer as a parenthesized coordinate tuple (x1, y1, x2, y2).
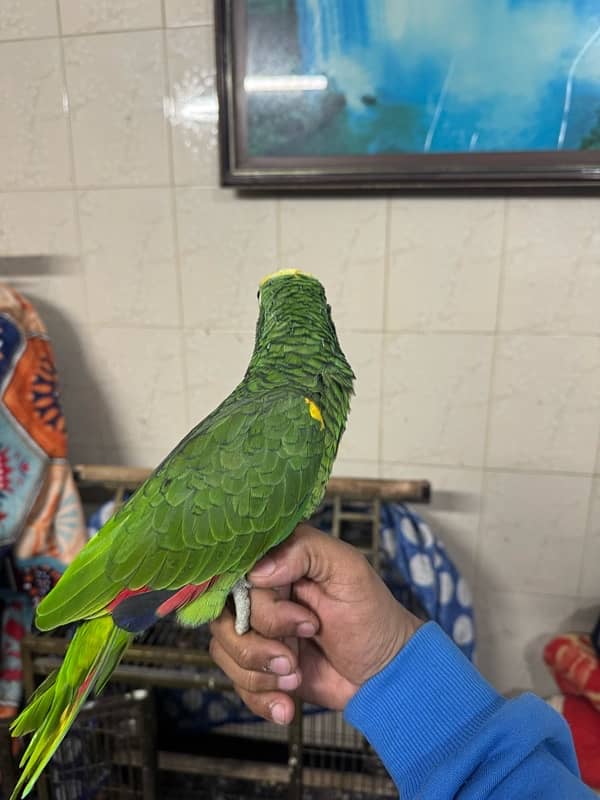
(129, 550, 166, 590)
(10, 673, 57, 738)
(169, 552, 197, 586)
(36, 389, 330, 631)
(13, 270, 355, 799)
(9, 617, 132, 800)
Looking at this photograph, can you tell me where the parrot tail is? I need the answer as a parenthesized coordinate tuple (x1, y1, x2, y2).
(9, 615, 133, 800)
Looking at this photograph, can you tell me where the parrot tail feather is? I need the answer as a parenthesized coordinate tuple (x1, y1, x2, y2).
(10, 616, 132, 800)
(10, 672, 58, 738)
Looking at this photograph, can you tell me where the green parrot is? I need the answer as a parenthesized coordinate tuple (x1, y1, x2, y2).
(9, 268, 354, 799)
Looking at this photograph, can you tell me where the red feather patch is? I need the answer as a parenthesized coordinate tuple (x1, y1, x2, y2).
(156, 577, 219, 617)
(106, 586, 151, 613)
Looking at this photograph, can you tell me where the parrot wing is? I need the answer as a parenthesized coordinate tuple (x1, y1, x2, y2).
(35, 389, 326, 631)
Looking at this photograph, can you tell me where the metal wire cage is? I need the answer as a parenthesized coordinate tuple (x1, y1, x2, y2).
(44, 690, 156, 800)
(0, 720, 18, 797)
(13, 468, 430, 800)
(301, 712, 396, 798)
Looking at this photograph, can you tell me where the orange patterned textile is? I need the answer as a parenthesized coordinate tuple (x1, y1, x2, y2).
(0, 285, 87, 713)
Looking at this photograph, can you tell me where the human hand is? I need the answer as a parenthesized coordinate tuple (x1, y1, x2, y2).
(209, 524, 423, 725)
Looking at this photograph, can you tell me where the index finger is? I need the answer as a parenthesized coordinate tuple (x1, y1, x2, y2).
(249, 524, 354, 588)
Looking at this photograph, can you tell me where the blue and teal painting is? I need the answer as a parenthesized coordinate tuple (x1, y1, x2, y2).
(244, 0, 600, 157)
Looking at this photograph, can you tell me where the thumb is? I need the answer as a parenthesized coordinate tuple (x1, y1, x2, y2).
(249, 524, 341, 588)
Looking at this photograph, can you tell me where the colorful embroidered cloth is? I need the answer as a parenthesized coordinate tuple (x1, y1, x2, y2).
(0, 285, 87, 713)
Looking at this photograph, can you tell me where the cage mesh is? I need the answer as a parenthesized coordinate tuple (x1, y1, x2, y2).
(43, 690, 156, 800)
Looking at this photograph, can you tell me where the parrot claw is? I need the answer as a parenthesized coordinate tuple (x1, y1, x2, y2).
(232, 578, 252, 635)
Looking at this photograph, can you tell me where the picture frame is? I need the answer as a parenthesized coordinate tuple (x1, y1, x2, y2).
(216, 0, 600, 191)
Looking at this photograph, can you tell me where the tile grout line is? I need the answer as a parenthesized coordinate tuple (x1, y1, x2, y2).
(573, 378, 600, 596)
(48, 321, 383, 335)
(379, 461, 600, 479)
(472, 195, 510, 597)
(160, 8, 191, 430)
(574, 473, 596, 598)
(275, 197, 282, 267)
(0, 24, 212, 46)
(378, 329, 600, 338)
(382, 196, 392, 333)
(377, 196, 392, 478)
(55, 0, 95, 461)
(574, 337, 600, 597)
(0, 183, 198, 193)
(54, 0, 91, 328)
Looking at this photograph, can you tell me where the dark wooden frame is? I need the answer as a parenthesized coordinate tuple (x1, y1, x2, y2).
(215, 0, 600, 192)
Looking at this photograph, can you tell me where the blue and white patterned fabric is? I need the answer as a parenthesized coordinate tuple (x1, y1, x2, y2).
(380, 504, 475, 661)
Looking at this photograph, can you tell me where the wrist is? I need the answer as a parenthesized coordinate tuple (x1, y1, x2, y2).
(361, 608, 424, 687)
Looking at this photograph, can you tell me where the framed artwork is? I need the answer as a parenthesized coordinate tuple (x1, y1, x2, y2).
(216, 0, 600, 190)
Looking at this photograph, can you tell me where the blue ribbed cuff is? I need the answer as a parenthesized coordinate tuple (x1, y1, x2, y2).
(344, 621, 504, 798)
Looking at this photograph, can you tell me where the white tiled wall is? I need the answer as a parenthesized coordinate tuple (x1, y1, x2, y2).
(1, 1, 599, 696)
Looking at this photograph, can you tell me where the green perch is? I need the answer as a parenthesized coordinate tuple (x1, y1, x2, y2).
(9, 268, 355, 799)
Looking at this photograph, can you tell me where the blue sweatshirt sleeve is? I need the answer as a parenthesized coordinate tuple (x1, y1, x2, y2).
(344, 622, 596, 799)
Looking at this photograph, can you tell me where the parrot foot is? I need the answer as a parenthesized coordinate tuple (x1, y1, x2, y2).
(232, 578, 252, 635)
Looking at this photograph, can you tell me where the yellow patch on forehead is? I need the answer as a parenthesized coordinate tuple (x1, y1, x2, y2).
(304, 397, 324, 430)
(259, 268, 314, 287)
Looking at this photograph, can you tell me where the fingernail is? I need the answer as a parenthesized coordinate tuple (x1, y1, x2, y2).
(297, 622, 317, 637)
(270, 703, 287, 725)
(277, 673, 300, 692)
(250, 557, 276, 578)
(268, 656, 291, 676)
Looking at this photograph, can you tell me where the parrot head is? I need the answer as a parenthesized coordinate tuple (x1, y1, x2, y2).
(249, 268, 354, 396)
(257, 269, 331, 332)
(258, 268, 319, 305)
(259, 268, 314, 287)
(256, 269, 333, 339)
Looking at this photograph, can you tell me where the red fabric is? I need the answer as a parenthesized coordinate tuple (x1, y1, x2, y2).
(558, 695, 600, 789)
(544, 633, 600, 711)
(545, 633, 600, 788)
